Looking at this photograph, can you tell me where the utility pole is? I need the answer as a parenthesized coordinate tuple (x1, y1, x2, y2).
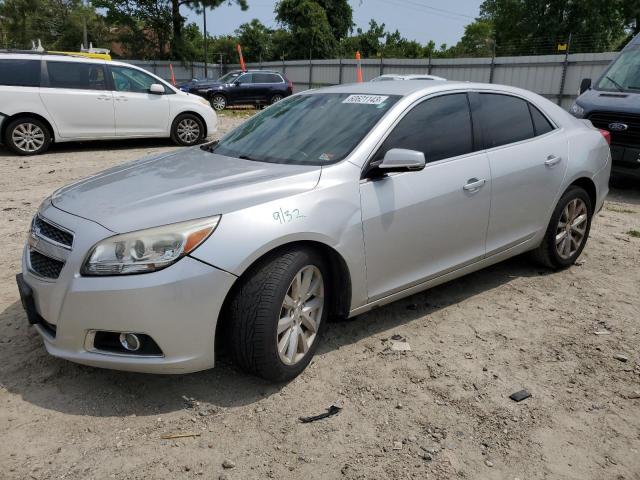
(203, 8, 208, 79)
(82, 0, 89, 49)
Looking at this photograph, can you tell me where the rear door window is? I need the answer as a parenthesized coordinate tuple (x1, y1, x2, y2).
(477, 93, 535, 148)
(0, 59, 41, 87)
(374, 93, 474, 164)
(46, 61, 107, 90)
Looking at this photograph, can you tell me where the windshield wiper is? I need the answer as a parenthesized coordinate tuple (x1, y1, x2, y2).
(238, 154, 263, 162)
(605, 75, 625, 92)
(200, 140, 219, 153)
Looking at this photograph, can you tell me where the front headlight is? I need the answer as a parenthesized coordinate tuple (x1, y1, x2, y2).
(570, 103, 585, 118)
(81, 216, 220, 276)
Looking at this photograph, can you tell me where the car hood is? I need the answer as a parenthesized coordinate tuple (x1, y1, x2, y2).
(51, 148, 321, 233)
(578, 89, 640, 114)
(193, 82, 223, 90)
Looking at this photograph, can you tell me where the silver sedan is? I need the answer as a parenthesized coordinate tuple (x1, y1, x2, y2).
(17, 80, 611, 381)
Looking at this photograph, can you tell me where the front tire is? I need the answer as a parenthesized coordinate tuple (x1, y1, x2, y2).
(210, 94, 227, 111)
(171, 114, 204, 146)
(227, 248, 329, 382)
(532, 186, 593, 269)
(4, 117, 51, 155)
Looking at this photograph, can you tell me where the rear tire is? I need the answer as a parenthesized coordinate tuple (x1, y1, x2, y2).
(227, 248, 329, 382)
(532, 186, 593, 269)
(170, 113, 204, 146)
(4, 117, 51, 155)
(270, 94, 283, 104)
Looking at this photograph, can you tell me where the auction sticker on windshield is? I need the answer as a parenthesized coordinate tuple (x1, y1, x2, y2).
(342, 95, 389, 105)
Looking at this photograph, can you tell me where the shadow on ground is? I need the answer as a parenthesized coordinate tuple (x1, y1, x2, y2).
(0, 254, 549, 418)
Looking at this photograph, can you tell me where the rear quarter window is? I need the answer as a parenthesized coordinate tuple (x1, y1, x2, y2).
(528, 104, 555, 136)
(0, 59, 41, 87)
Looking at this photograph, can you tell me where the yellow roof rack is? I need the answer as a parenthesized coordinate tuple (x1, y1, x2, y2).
(49, 51, 112, 61)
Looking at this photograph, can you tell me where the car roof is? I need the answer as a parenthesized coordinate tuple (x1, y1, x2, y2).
(307, 80, 553, 101)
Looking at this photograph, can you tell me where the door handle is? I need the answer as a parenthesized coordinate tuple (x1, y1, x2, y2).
(544, 155, 561, 167)
(115, 96, 128, 102)
(463, 178, 486, 192)
(96, 95, 111, 101)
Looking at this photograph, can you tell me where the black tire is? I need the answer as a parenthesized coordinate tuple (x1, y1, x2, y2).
(209, 93, 227, 111)
(170, 113, 204, 146)
(270, 94, 283, 104)
(532, 186, 593, 269)
(4, 117, 51, 155)
(227, 248, 329, 382)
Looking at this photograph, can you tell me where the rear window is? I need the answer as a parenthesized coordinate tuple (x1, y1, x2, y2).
(0, 59, 41, 87)
(254, 73, 282, 83)
(46, 61, 107, 90)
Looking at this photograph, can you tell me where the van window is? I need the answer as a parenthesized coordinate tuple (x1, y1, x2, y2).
(46, 61, 107, 90)
(0, 59, 41, 87)
(110, 66, 159, 93)
(478, 94, 535, 148)
(374, 93, 474, 163)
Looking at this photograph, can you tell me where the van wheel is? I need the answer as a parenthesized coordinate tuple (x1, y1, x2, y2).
(227, 248, 328, 381)
(210, 94, 227, 111)
(171, 114, 204, 146)
(4, 117, 51, 155)
(532, 186, 593, 269)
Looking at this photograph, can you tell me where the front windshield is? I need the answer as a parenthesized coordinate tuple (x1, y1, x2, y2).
(596, 46, 640, 92)
(210, 93, 400, 165)
(217, 71, 242, 83)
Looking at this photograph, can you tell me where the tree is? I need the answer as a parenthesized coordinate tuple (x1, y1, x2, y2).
(0, 0, 109, 50)
(315, 0, 353, 40)
(235, 19, 273, 61)
(479, 0, 630, 55)
(276, 0, 337, 58)
(455, 20, 494, 57)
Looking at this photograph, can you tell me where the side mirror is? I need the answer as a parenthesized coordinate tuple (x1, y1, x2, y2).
(149, 83, 165, 95)
(579, 78, 592, 95)
(377, 149, 426, 174)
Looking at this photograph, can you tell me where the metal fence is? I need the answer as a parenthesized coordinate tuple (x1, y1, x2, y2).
(126, 52, 618, 109)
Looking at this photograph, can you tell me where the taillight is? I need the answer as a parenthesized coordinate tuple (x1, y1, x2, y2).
(286, 77, 293, 90)
(599, 129, 611, 145)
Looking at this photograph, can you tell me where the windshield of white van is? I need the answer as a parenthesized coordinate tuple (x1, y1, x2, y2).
(596, 46, 640, 92)
(208, 93, 400, 165)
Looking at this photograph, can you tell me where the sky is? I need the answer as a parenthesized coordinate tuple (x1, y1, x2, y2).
(186, 0, 484, 47)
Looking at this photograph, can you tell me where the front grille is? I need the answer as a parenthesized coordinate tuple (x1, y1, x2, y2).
(29, 250, 64, 279)
(34, 216, 73, 248)
(588, 112, 640, 148)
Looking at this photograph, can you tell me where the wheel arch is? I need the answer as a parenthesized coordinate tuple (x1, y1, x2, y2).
(567, 176, 597, 209)
(1, 112, 55, 142)
(214, 240, 353, 356)
(171, 110, 208, 137)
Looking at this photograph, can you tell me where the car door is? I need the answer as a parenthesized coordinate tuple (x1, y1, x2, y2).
(109, 65, 171, 136)
(228, 73, 257, 104)
(473, 93, 569, 254)
(360, 93, 492, 301)
(39, 60, 115, 138)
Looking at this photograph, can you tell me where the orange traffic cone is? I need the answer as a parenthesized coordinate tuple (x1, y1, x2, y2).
(237, 44, 246, 72)
(169, 63, 176, 86)
(356, 51, 363, 83)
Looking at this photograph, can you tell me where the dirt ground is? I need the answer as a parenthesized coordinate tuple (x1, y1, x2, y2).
(1, 111, 639, 480)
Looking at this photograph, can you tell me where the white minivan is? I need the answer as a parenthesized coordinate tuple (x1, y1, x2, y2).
(0, 52, 217, 155)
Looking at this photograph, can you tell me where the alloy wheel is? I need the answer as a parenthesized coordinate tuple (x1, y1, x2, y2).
(271, 95, 283, 104)
(555, 198, 588, 259)
(277, 265, 324, 366)
(211, 95, 226, 111)
(176, 118, 200, 144)
(12, 123, 45, 153)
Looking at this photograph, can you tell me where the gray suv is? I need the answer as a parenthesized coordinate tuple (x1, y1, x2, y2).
(570, 33, 640, 179)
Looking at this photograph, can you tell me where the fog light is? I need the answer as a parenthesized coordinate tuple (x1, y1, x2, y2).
(119, 332, 141, 351)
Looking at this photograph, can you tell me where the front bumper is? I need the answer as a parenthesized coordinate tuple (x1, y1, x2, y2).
(20, 205, 236, 374)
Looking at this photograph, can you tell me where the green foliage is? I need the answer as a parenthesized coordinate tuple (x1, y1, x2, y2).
(0, 0, 109, 51)
(479, 0, 634, 55)
(276, 0, 337, 58)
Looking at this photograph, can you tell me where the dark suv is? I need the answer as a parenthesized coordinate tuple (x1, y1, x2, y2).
(571, 33, 640, 179)
(181, 70, 293, 111)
